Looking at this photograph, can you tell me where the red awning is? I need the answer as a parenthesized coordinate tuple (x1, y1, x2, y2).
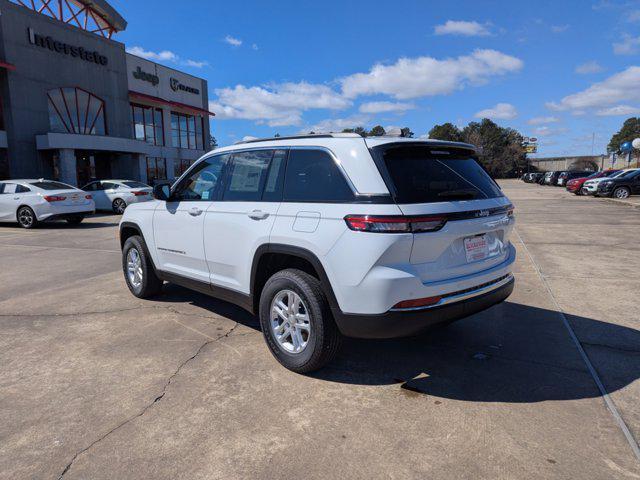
(0, 61, 16, 71)
(129, 90, 215, 116)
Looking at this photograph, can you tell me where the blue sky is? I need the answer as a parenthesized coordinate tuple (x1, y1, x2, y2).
(111, 0, 640, 156)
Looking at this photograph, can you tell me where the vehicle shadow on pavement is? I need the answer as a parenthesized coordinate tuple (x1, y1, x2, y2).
(157, 283, 261, 330)
(146, 286, 638, 404)
(313, 301, 640, 404)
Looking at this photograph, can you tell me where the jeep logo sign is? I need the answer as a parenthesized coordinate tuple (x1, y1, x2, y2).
(132, 66, 159, 86)
(170, 77, 200, 95)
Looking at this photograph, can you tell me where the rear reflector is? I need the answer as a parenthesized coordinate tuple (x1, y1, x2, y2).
(43, 195, 66, 202)
(393, 296, 442, 309)
(132, 191, 148, 196)
(344, 215, 447, 233)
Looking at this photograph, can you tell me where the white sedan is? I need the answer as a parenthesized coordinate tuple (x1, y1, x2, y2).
(81, 180, 153, 214)
(0, 179, 95, 229)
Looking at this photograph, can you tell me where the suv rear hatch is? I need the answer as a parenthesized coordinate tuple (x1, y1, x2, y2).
(369, 142, 513, 283)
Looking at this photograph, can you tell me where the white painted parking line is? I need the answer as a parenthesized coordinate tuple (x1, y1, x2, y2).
(515, 227, 640, 461)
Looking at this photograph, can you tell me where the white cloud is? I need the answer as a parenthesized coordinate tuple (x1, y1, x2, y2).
(532, 126, 568, 137)
(127, 46, 178, 62)
(305, 115, 370, 133)
(551, 24, 570, 33)
(183, 59, 208, 68)
(474, 102, 517, 120)
(527, 116, 559, 125)
(341, 49, 523, 100)
(210, 82, 351, 127)
(575, 61, 604, 74)
(126, 46, 207, 68)
(547, 66, 640, 111)
(224, 35, 243, 47)
(358, 101, 415, 114)
(613, 34, 640, 55)
(434, 20, 491, 37)
(596, 104, 640, 116)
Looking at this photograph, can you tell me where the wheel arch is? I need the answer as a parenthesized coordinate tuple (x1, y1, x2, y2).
(250, 244, 340, 315)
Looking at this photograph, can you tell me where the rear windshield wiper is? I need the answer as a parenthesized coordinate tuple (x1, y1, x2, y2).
(437, 189, 478, 200)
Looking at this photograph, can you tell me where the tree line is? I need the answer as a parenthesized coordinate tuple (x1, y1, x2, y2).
(328, 119, 528, 178)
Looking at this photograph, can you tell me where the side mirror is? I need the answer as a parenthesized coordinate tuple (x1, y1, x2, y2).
(153, 183, 172, 201)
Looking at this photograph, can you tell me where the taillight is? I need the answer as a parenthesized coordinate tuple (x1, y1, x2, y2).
(44, 195, 66, 202)
(132, 191, 147, 196)
(507, 205, 514, 217)
(85, 194, 92, 200)
(393, 295, 442, 310)
(344, 215, 447, 233)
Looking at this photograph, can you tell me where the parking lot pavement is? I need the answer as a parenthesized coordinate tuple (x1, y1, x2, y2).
(0, 185, 639, 480)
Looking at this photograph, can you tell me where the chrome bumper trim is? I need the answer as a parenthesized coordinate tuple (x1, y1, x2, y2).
(390, 273, 514, 312)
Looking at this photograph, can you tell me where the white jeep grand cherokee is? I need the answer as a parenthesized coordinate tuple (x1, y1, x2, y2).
(119, 134, 516, 372)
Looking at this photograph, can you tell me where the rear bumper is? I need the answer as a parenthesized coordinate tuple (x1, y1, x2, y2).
(333, 275, 514, 339)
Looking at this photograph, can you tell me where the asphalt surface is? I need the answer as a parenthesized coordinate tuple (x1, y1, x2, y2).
(1, 180, 639, 479)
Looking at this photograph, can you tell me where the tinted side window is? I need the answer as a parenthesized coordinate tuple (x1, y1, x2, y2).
(102, 182, 118, 190)
(223, 150, 273, 201)
(283, 149, 354, 203)
(16, 185, 30, 193)
(175, 154, 229, 201)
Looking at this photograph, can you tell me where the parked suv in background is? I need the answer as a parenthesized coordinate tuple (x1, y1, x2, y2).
(556, 170, 593, 187)
(596, 169, 640, 199)
(583, 168, 639, 195)
(566, 170, 620, 195)
(119, 134, 516, 372)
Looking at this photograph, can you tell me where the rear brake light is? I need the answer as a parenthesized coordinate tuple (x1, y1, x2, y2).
(132, 191, 148, 196)
(393, 295, 442, 309)
(344, 215, 447, 233)
(507, 206, 514, 217)
(85, 194, 92, 200)
(44, 195, 66, 202)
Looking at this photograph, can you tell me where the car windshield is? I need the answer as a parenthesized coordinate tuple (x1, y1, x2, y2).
(586, 172, 601, 178)
(29, 181, 75, 190)
(604, 170, 621, 177)
(372, 145, 503, 203)
(617, 170, 638, 178)
(122, 181, 149, 188)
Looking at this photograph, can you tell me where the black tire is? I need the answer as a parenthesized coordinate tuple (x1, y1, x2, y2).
(613, 187, 631, 199)
(17, 206, 38, 229)
(259, 269, 341, 373)
(122, 235, 163, 298)
(66, 216, 84, 225)
(112, 198, 127, 214)
(580, 187, 588, 196)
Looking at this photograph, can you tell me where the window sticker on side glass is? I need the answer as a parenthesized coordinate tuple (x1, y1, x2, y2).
(201, 191, 210, 200)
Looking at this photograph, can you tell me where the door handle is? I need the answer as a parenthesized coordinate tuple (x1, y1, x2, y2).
(188, 207, 203, 216)
(13, 197, 20, 200)
(247, 209, 269, 220)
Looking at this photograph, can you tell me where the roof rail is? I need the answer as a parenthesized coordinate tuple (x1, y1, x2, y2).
(234, 132, 362, 145)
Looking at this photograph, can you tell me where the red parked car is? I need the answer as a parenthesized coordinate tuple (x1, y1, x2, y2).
(566, 170, 621, 195)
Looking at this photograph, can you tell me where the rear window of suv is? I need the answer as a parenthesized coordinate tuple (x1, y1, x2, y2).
(371, 145, 503, 203)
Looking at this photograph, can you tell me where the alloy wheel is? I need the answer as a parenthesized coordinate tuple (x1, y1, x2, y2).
(126, 248, 143, 288)
(18, 208, 34, 228)
(615, 188, 630, 199)
(114, 199, 126, 214)
(270, 290, 311, 354)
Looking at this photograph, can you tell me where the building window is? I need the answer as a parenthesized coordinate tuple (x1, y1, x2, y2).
(171, 112, 204, 150)
(131, 104, 164, 146)
(174, 159, 194, 178)
(47, 87, 106, 135)
(146, 157, 166, 184)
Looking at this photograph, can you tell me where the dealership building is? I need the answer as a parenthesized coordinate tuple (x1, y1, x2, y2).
(0, 0, 213, 186)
